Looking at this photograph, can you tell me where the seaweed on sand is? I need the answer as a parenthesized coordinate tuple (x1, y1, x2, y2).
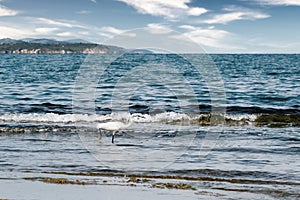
(23, 177, 94, 185)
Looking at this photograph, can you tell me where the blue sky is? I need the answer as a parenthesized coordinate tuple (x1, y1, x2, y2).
(0, 0, 299, 53)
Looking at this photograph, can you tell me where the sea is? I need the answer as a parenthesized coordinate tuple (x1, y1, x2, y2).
(0, 53, 299, 199)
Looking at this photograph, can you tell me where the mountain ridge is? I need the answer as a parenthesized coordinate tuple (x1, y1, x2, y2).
(0, 38, 92, 44)
(0, 38, 125, 54)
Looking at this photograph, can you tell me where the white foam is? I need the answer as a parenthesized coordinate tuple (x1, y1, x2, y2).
(0, 113, 101, 123)
(224, 114, 257, 122)
(0, 112, 258, 125)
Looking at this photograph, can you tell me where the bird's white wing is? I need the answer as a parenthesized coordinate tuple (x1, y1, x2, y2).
(97, 121, 126, 131)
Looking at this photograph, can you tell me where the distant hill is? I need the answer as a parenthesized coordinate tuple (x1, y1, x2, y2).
(21, 38, 64, 44)
(64, 39, 91, 44)
(128, 49, 153, 54)
(0, 38, 125, 54)
(0, 38, 24, 44)
(21, 38, 92, 44)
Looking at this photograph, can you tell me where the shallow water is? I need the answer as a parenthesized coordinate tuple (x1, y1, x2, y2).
(0, 54, 299, 199)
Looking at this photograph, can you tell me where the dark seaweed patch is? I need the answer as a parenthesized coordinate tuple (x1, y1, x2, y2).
(41, 171, 300, 186)
(23, 177, 94, 185)
(255, 114, 300, 127)
(152, 182, 196, 190)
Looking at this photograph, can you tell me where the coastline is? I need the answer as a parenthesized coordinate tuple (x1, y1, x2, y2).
(0, 40, 123, 54)
(2, 170, 299, 200)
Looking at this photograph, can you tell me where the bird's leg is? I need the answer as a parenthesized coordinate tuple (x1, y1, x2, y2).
(98, 129, 102, 142)
(112, 131, 115, 144)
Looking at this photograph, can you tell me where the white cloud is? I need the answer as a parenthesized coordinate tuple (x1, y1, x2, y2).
(146, 23, 172, 34)
(98, 32, 112, 38)
(57, 32, 73, 37)
(0, 16, 105, 42)
(254, 0, 300, 6)
(0, 24, 61, 39)
(0, 16, 101, 42)
(35, 27, 58, 35)
(178, 25, 238, 50)
(199, 6, 270, 24)
(187, 7, 207, 16)
(100, 26, 125, 35)
(78, 31, 90, 36)
(0, 5, 18, 16)
(36, 18, 73, 27)
(0, 25, 33, 38)
(35, 17, 85, 28)
(117, 0, 207, 19)
(0, 16, 92, 40)
(91, 0, 97, 3)
(98, 26, 137, 38)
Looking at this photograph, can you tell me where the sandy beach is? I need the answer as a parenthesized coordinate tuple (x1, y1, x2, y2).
(0, 175, 278, 200)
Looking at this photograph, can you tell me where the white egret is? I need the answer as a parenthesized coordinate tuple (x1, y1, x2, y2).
(97, 120, 132, 143)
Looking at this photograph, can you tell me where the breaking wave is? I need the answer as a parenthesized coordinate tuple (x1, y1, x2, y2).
(0, 112, 298, 133)
(0, 112, 256, 125)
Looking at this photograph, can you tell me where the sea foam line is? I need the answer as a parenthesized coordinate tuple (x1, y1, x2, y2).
(0, 112, 257, 124)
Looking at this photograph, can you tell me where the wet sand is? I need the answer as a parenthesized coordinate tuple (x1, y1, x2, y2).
(1, 171, 297, 200)
(0, 179, 206, 200)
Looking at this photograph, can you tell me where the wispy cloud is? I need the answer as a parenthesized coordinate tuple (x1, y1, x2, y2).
(34, 17, 85, 28)
(146, 23, 172, 34)
(76, 10, 91, 14)
(0, 25, 33, 38)
(57, 32, 73, 37)
(254, 0, 300, 6)
(91, 0, 97, 3)
(1, 23, 61, 39)
(78, 31, 90, 36)
(35, 27, 58, 35)
(97, 26, 138, 39)
(178, 25, 239, 50)
(241, 36, 300, 53)
(100, 26, 126, 35)
(117, 0, 207, 19)
(35, 18, 74, 28)
(199, 6, 270, 24)
(0, 15, 96, 40)
(0, 5, 18, 16)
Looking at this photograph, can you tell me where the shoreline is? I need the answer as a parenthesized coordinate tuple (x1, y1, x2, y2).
(1, 170, 299, 200)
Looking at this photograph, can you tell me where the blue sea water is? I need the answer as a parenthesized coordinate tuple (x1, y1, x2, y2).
(0, 54, 298, 115)
(0, 54, 299, 199)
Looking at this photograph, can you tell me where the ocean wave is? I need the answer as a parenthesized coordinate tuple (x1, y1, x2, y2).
(0, 112, 255, 124)
(0, 112, 298, 132)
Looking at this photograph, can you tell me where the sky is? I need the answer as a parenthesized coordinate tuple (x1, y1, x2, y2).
(0, 0, 299, 53)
